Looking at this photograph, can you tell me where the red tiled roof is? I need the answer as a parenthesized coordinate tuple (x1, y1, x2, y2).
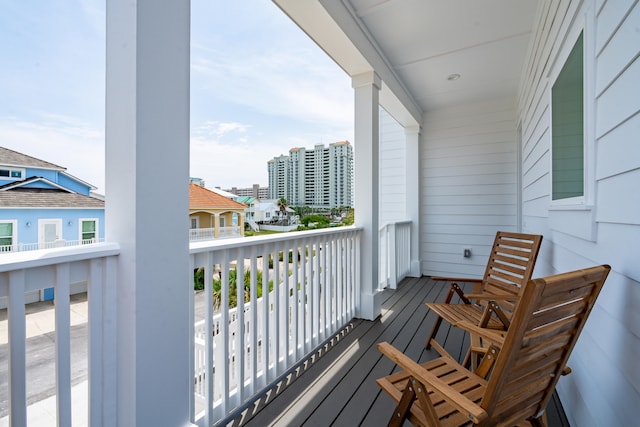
(189, 184, 247, 210)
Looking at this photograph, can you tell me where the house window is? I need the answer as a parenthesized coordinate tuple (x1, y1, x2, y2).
(80, 219, 98, 243)
(0, 221, 17, 251)
(0, 167, 25, 180)
(551, 32, 583, 201)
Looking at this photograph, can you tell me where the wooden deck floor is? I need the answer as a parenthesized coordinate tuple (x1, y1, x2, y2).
(223, 276, 570, 427)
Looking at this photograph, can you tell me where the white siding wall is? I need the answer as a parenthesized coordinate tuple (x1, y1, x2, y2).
(379, 107, 407, 224)
(519, 1, 640, 425)
(421, 98, 518, 277)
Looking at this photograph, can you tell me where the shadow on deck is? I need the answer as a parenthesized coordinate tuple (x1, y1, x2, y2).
(222, 276, 570, 427)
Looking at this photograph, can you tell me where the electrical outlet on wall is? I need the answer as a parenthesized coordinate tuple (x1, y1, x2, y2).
(463, 247, 471, 258)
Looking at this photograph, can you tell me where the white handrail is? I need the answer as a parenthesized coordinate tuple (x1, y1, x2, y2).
(0, 238, 106, 254)
(0, 228, 364, 426)
(379, 220, 412, 290)
(188, 227, 361, 424)
(0, 243, 120, 425)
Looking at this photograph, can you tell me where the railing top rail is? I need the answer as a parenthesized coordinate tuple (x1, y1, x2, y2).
(189, 225, 362, 254)
(0, 242, 120, 272)
(379, 220, 412, 231)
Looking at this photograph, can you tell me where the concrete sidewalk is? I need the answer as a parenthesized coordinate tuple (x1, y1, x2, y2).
(0, 294, 89, 345)
(0, 291, 209, 426)
(0, 295, 89, 426)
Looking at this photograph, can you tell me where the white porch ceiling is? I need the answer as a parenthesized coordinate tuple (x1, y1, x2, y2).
(275, 0, 540, 124)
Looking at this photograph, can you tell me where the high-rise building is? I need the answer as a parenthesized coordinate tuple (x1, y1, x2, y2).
(267, 154, 290, 201)
(268, 141, 353, 208)
(224, 184, 269, 200)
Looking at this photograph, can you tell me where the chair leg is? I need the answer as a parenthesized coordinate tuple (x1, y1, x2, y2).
(529, 412, 548, 427)
(425, 315, 443, 349)
(463, 334, 483, 370)
(425, 284, 459, 349)
(388, 379, 416, 427)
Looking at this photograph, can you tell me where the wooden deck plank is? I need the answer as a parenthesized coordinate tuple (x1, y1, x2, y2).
(243, 277, 437, 426)
(310, 277, 445, 426)
(223, 277, 569, 427)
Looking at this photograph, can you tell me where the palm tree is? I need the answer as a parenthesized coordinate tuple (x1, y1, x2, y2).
(277, 198, 288, 221)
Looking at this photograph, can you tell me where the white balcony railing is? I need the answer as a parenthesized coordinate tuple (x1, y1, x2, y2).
(379, 220, 412, 290)
(189, 227, 241, 242)
(0, 226, 365, 425)
(189, 227, 361, 425)
(0, 243, 120, 426)
(0, 238, 106, 254)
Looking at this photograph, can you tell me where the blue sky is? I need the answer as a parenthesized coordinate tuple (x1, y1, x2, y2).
(0, 0, 354, 192)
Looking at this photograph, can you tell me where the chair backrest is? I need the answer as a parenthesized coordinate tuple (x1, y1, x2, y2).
(480, 264, 610, 424)
(479, 231, 543, 314)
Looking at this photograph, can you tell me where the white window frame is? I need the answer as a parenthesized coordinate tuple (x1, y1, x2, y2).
(0, 220, 18, 251)
(546, 2, 597, 241)
(0, 167, 25, 180)
(548, 3, 595, 208)
(190, 216, 199, 229)
(79, 218, 99, 244)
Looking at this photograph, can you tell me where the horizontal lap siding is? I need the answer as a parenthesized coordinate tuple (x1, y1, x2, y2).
(379, 108, 407, 224)
(421, 98, 518, 278)
(517, 1, 640, 426)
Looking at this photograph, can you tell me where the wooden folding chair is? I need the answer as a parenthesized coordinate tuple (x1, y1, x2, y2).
(425, 232, 542, 368)
(378, 264, 610, 426)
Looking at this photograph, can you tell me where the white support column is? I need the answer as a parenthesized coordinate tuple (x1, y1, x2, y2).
(352, 71, 381, 320)
(405, 126, 422, 277)
(106, 1, 191, 426)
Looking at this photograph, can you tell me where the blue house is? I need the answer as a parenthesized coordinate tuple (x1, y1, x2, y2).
(0, 147, 104, 250)
(0, 147, 105, 303)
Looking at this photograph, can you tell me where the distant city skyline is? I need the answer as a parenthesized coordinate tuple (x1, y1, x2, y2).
(0, 0, 354, 193)
(268, 141, 353, 209)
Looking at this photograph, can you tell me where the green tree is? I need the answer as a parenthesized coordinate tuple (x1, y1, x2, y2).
(212, 267, 275, 310)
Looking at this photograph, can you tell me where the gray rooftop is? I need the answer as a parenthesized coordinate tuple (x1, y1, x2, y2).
(0, 147, 65, 170)
(0, 189, 104, 208)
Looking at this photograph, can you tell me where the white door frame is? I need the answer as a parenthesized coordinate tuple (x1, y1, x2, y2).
(38, 219, 62, 249)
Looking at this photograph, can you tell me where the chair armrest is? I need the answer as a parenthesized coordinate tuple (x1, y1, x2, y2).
(455, 321, 507, 344)
(377, 342, 488, 424)
(464, 293, 520, 301)
(431, 276, 483, 283)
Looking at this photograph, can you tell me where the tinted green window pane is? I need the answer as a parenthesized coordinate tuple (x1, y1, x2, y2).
(81, 221, 96, 242)
(0, 237, 12, 246)
(552, 33, 583, 200)
(82, 221, 96, 232)
(0, 223, 13, 237)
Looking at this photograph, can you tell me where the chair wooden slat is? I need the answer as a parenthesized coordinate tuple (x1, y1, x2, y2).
(425, 232, 543, 353)
(378, 265, 611, 427)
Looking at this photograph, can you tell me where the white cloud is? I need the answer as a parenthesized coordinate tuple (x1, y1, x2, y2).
(0, 117, 105, 192)
(190, 134, 281, 189)
(192, 121, 253, 139)
(191, 48, 353, 128)
(1, 0, 355, 196)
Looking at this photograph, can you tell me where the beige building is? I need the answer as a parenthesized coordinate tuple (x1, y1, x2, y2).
(188, 183, 246, 239)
